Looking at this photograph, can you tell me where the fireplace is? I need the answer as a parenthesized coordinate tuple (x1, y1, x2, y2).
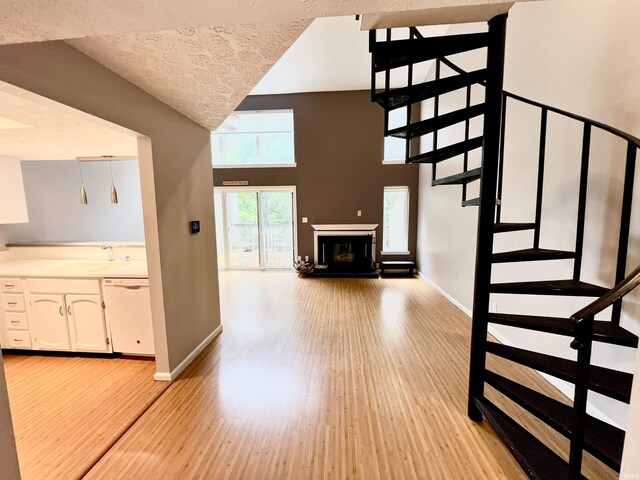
(312, 224, 379, 277)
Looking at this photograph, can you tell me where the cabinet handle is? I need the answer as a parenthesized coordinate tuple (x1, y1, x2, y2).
(5, 284, 15, 289)
(13, 338, 23, 343)
(68, 305, 72, 316)
(10, 320, 20, 324)
(59, 306, 64, 316)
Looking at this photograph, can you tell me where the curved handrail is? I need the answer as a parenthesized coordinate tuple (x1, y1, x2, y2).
(570, 263, 640, 324)
(435, 56, 640, 148)
(503, 91, 640, 148)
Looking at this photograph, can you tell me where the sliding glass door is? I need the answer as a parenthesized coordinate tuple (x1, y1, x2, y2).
(214, 187, 296, 270)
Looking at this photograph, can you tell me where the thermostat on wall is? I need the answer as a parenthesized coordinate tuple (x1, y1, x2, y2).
(189, 220, 200, 234)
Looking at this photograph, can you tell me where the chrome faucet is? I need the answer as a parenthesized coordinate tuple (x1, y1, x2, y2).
(101, 244, 115, 262)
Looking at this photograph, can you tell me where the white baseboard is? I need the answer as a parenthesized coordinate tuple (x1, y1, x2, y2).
(154, 324, 223, 382)
(417, 270, 472, 317)
(415, 270, 621, 427)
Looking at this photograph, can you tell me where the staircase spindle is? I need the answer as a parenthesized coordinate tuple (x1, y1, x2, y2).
(383, 29, 391, 136)
(573, 123, 592, 281)
(496, 94, 507, 223)
(533, 108, 548, 249)
(369, 30, 376, 102)
(405, 29, 414, 161)
(612, 142, 637, 325)
(431, 58, 441, 182)
(569, 315, 595, 479)
(462, 84, 472, 202)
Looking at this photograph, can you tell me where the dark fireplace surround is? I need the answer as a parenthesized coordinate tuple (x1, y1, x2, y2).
(312, 225, 378, 277)
(317, 234, 374, 272)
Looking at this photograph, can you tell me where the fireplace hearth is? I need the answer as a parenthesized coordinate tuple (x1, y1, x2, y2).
(310, 224, 379, 278)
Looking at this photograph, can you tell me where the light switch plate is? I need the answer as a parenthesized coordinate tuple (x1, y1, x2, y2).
(302, 217, 308, 223)
(357, 210, 362, 216)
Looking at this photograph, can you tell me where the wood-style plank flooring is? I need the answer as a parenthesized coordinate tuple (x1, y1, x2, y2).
(85, 272, 615, 479)
(3, 354, 167, 480)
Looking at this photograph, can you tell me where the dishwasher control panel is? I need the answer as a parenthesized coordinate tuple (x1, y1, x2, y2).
(103, 278, 149, 288)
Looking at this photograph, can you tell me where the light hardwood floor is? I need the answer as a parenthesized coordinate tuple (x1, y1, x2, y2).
(3, 353, 168, 480)
(85, 272, 615, 479)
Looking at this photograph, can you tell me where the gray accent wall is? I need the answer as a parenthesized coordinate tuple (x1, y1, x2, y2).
(0, 40, 221, 377)
(213, 91, 420, 263)
(0, 160, 144, 243)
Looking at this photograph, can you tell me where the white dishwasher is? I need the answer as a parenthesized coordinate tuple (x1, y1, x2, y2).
(102, 278, 155, 356)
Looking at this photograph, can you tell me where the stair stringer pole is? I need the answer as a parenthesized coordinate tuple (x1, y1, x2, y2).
(467, 13, 508, 421)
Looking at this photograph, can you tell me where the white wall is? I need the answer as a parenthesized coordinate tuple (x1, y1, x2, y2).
(0, 160, 144, 244)
(415, 0, 640, 471)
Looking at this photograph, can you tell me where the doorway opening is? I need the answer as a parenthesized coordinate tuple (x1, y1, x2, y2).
(214, 186, 297, 270)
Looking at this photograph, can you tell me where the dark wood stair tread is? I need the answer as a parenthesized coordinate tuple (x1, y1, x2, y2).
(484, 370, 625, 471)
(462, 197, 480, 207)
(492, 248, 575, 263)
(373, 69, 487, 110)
(473, 397, 584, 480)
(488, 313, 639, 348)
(389, 104, 485, 139)
(432, 167, 482, 186)
(490, 279, 608, 297)
(372, 32, 489, 72)
(486, 342, 633, 403)
(494, 222, 536, 233)
(408, 136, 483, 164)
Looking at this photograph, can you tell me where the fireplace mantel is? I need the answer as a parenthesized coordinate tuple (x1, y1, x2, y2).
(312, 224, 378, 231)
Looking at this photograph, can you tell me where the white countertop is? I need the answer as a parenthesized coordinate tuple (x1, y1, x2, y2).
(0, 259, 148, 279)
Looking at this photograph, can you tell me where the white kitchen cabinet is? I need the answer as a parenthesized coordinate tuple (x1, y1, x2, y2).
(30, 294, 71, 351)
(0, 157, 29, 224)
(0, 278, 30, 349)
(66, 295, 110, 352)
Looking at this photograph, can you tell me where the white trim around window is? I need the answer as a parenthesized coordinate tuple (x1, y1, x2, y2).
(213, 163, 296, 169)
(382, 186, 410, 254)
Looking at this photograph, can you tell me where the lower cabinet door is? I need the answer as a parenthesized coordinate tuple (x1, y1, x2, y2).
(30, 294, 71, 350)
(66, 294, 111, 353)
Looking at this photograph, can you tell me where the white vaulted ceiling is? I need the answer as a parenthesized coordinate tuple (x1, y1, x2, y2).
(2, 0, 526, 132)
(251, 17, 450, 96)
(0, 0, 521, 44)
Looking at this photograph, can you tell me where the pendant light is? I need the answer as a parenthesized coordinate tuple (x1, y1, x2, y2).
(109, 160, 119, 204)
(79, 162, 88, 205)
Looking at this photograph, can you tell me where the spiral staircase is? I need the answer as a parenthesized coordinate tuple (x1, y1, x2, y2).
(369, 13, 639, 479)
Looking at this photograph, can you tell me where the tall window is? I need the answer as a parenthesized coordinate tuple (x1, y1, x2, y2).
(382, 186, 410, 254)
(383, 107, 408, 163)
(212, 110, 296, 167)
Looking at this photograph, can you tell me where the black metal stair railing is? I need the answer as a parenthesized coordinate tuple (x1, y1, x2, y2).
(569, 264, 640, 477)
(369, 26, 490, 207)
(368, 18, 639, 479)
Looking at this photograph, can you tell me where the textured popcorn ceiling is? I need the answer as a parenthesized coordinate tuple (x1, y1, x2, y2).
(0, 0, 524, 45)
(22, 0, 525, 131)
(68, 21, 312, 130)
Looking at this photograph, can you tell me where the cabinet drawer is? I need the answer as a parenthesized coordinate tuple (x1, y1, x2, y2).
(4, 312, 28, 331)
(6, 330, 31, 349)
(2, 294, 25, 312)
(0, 278, 22, 293)
(26, 278, 101, 295)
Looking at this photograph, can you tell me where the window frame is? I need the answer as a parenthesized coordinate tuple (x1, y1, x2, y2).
(381, 186, 411, 255)
(383, 107, 409, 164)
(212, 109, 297, 169)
